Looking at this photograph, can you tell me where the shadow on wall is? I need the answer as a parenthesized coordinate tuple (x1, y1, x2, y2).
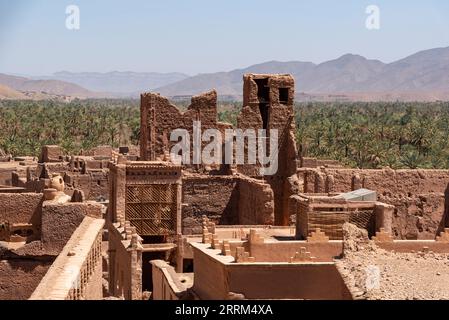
(219, 186, 240, 225)
(441, 184, 449, 234)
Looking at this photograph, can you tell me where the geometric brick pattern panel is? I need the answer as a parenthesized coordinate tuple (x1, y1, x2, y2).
(125, 184, 177, 236)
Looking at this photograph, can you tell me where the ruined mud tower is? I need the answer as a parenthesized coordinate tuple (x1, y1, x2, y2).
(140, 74, 299, 226)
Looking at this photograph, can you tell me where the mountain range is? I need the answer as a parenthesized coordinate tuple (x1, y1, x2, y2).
(154, 47, 449, 100)
(1, 46, 449, 101)
(0, 73, 102, 100)
(38, 71, 189, 95)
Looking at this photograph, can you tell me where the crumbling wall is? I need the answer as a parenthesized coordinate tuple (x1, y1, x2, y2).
(304, 168, 449, 239)
(239, 74, 298, 225)
(336, 223, 449, 300)
(380, 193, 446, 239)
(306, 168, 449, 195)
(238, 176, 274, 225)
(182, 175, 238, 234)
(64, 170, 109, 201)
(140, 90, 220, 162)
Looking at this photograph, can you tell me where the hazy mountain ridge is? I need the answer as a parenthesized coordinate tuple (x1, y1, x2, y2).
(154, 47, 449, 99)
(1, 46, 449, 101)
(0, 73, 101, 98)
(42, 71, 189, 94)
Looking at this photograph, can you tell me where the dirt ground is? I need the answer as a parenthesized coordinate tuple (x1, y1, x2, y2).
(336, 223, 449, 300)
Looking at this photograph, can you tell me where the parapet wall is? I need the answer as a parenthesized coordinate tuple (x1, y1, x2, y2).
(151, 260, 192, 300)
(30, 216, 104, 300)
(248, 241, 343, 263)
(191, 243, 351, 300)
(227, 263, 350, 300)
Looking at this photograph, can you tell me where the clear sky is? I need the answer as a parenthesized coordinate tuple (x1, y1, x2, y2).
(0, 0, 448, 76)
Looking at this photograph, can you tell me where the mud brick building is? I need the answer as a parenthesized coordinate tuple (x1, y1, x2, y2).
(108, 157, 182, 296)
(3, 73, 449, 300)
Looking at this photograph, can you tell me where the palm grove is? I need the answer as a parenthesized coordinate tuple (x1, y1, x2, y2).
(1, 99, 448, 169)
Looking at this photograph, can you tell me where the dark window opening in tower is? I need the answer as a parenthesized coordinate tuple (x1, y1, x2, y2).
(279, 87, 289, 104)
(254, 78, 269, 130)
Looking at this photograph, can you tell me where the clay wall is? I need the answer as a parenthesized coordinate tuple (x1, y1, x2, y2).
(182, 176, 238, 234)
(191, 243, 350, 300)
(227, 263, 351, 300)
(64, 170, 109, 201)
(0, 193, 43, 241)
(237, 176, 274, 225)
(299, 157, 343, 169)
(182, 175, 275, 234)
(151, 260, 190, 300)
(0, 260, 52, 300)
(248, 241, 343, 263)
(140, 90, 222, 162)
(30, 217, 104, 300)
(305, 168, 449, 195)
(192, 245, 229, 300)
(380, 193, 446, 239)
(108, 222, 142, 300)
(41, 202, 103, 255)
(303, 168, 449, 239)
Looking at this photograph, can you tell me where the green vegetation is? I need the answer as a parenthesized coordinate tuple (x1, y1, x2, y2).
(295, 102, 449, 169)
(1, 99, 449, 169)
(0, 99, 140, 156)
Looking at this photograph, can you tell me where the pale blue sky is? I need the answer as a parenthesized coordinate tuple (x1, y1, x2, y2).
(0, 0, 448, 76)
